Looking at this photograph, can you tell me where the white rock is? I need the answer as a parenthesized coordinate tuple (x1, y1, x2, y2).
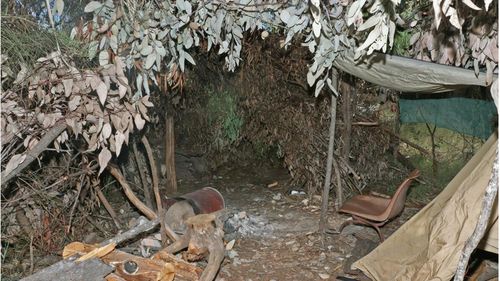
(141, 238, 162, 248)
(319, 273, 330, 279)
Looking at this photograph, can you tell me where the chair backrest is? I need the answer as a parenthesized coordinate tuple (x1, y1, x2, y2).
(382, 169, 420, 221)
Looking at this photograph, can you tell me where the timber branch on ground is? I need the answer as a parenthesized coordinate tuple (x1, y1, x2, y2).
(21, 209, 226, 281)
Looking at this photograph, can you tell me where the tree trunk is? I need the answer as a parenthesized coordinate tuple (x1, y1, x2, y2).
(165, 116, 177, 194)
(341, 78, 352, 161)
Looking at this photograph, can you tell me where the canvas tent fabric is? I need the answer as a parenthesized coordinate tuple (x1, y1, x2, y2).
(333, 51, 494, 93)
(399, 97, 497, 139)
(352, 133, 498, 281)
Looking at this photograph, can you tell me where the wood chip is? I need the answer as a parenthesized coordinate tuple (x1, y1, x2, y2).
(267, 181, 279, 188)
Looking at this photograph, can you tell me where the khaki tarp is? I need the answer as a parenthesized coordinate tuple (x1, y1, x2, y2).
(333, 51, 493, 93)
(353, 133, 498, 281)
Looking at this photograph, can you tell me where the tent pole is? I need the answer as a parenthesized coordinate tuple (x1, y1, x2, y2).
(454, 153, 498, 281)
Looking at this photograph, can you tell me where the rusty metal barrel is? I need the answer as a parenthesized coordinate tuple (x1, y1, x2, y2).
(178, 187, 225, 214)
(162, 187, 225, 214)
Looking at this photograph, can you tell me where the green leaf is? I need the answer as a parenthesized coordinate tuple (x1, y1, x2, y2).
(357, 14, 381, 32)
(88, 41, 99, 60)
(184, 51, 196, 66)
(99, 50, 109, 66)
(109, 35, 118, 53)
(145, 53, 156, 69)
(140, 45, 153, 56)
(55, 0, 64, 15)
(84, 1, 102, 13)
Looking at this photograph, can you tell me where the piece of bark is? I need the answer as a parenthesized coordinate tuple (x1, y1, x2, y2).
(20, 258, 113, 281)
(133, 142, 153, 209)
(152, 251, 203, 281)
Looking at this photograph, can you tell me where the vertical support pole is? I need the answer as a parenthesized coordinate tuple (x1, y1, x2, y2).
(319, 69, 338, 244)
(426, 123, 438, 183)
(165, 115, 177, 194)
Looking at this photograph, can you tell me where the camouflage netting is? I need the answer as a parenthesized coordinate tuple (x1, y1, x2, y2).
(173, 36, 402, 197)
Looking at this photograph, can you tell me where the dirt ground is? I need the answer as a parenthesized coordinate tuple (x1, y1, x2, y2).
(170, 163, 420, 281)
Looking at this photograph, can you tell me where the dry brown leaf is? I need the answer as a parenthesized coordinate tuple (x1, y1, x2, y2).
(115, 131, 125, 156)
(137, 102, 150, 121)
(134, 113, 145, 130)
(118, 84, 127, 98)
(110, 114, 123, 131)
(62, 79, 74, 97)
(69, 95, 81, 111)
(3, 154, 26, 175)
(102, 123, 112, 139)
(96, 79, 108, 106)
(98, 147, 112, 174)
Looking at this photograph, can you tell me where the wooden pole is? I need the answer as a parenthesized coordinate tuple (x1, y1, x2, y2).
(341, 78, 352, 160)
(454, 153, 498, 281)
(319, 69, 338, 244)
(165, 116, 177, 194)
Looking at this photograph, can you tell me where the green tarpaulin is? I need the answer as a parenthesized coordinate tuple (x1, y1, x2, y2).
(399, 97, 497, 139)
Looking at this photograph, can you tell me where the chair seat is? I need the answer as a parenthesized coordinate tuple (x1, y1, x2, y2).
(338, 195, 391, 222)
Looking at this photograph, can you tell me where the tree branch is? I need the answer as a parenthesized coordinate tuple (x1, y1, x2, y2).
(319, 69, 339, 244)
(454, 153, 498, 281)
(1, 122, 67, 187)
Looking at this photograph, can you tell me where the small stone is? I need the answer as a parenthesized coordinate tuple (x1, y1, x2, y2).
(272, 193, 282, 201)
(128, 217, 137, 228)
(319, 273, 330, 279)
(238, 211, 247, 219)
(292, 246, 299, 252)
(226, 239, 236, 250)
(285, 240, 296, 245)
(227, 250, 238, 259)
(83, 232, 98, 244)
(302, 199, 309, 206)
(319, 252, 326, 261)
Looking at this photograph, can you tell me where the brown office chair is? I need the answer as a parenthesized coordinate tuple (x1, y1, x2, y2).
(337, 169, 420, 242)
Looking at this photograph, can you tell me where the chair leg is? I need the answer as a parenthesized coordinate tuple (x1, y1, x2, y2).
(338, 219, 355, 233)
(353, 216, 386, 243)
(373, 225, 385, 242)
